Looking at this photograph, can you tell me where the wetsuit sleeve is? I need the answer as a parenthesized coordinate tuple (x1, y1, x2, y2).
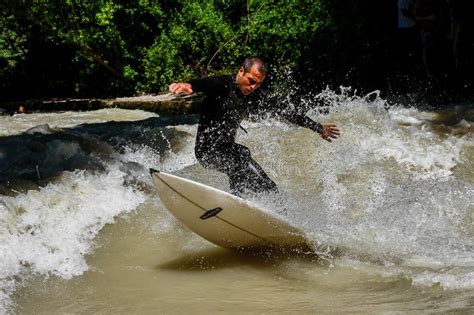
(282, 112, 323, 133)
(262, 92, 324, 134)
(278, 108, 323, 134)
(187, 76, 229, 97)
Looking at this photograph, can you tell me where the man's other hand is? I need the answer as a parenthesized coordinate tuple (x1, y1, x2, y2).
(169, 83, 193, 94)
(320, 124, 340, 142)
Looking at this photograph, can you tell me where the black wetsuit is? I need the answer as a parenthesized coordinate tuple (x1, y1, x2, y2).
(188, 75, 323, 196)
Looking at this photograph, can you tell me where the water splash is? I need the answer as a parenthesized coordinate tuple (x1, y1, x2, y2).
(0, 93, 472, 312)
(240, 89, 473, 288)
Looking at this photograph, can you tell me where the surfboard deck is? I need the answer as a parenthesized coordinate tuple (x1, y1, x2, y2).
(150, 169, 310, 249)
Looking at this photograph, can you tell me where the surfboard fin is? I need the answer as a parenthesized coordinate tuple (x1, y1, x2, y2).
(200, 207, 223, 220)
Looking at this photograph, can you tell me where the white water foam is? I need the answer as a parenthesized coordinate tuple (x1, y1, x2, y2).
(365, 106, 469, 180)
(1, 93, 472, 313)
(0, 108, 157, 137)
(0, 109, 202, 313)
(239, 90, 473, 290)
(120, 125, 198, 173)
(0, 165, 148, 313)
(324, 98, 471, 288)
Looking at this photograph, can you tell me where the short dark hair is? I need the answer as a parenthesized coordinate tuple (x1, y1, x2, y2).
(241, 57, 267, 75)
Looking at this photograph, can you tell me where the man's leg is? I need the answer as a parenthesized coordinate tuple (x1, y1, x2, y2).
(196, 143, 277, 196)
(228, 156, 278, 196)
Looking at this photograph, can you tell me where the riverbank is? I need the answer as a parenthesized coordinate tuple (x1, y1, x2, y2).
(2, 88, 473, 118)
(0, 93, 204, 116)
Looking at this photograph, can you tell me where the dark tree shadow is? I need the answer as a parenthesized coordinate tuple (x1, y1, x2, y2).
(0, 115, 199, 194)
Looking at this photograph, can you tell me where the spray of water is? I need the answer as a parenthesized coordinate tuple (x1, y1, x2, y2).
(0, 92, 472, 312)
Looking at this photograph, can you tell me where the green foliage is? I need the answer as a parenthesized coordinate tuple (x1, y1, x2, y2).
(241, 0, 329, 67)
(0, 14, 27, 72)
(141, 1, 238, 91)
(0, 0, 342, 98)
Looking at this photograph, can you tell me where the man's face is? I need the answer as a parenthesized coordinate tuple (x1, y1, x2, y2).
(236, 65, 265, 95)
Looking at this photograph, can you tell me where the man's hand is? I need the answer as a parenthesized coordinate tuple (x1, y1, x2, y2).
(320, 124, 340, 142)
(169, 82, 193, 94)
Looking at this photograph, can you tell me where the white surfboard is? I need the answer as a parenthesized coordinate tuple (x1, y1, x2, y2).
(150, 169, 310, 249)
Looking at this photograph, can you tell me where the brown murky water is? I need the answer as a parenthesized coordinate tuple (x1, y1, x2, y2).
(1, 101, 473, 313)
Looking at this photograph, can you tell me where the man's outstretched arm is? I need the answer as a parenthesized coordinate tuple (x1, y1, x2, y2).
(282, 112, 340, 142)
(169, 76, 229, 97)
(256, 91, 340, 142)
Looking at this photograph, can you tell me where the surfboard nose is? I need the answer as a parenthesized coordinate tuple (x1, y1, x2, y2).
(149, 168, 160, 175)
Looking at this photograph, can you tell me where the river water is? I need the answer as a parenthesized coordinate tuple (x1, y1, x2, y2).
(0, 91, 473, 313)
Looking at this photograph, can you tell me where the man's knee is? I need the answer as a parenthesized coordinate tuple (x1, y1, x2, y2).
(195, 143, 251, 171)
(229, 159, 278, 195)
(196, 151, 218, 169)
(195, 146, 235, 173)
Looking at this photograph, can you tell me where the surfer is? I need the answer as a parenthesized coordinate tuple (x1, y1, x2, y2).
(169, 57, 340, 196)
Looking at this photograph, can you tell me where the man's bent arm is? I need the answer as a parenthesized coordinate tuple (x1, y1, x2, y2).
(267, 94, 340, 142)
(187, 76, 229, 96)
(169, 76, 228, 96)
(279, 111, 323, 134)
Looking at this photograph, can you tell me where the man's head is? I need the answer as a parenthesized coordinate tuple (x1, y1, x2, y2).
(236, 57, 267, 95)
